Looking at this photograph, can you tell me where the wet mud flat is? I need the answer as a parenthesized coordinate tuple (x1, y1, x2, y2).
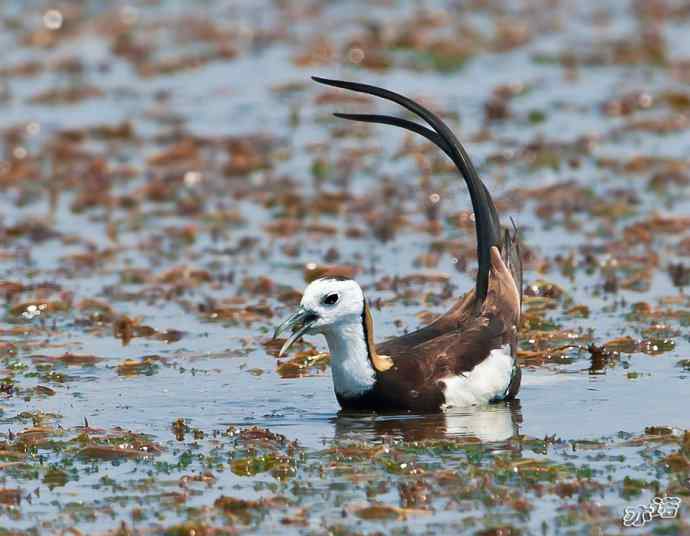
(0, 0, 689, 534)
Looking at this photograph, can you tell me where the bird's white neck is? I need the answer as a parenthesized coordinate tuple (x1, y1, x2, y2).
(323, 321, 376, 398)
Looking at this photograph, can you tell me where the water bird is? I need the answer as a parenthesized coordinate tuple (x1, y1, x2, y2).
(273, 77, 522, 412)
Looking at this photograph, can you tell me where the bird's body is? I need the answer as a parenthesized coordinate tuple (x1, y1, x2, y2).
(274, 77, 523, 413)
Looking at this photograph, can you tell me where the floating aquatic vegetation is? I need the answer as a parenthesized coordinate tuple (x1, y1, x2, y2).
(8, 301, 70, 320)
(0, 0, 688, 533)
(116, 355, 164, 376)
(276, 350, 329, 378)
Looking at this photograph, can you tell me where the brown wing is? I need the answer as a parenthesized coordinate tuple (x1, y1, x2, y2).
(375, 287, 478, 353)
(377, 226, 522, 354)
(373, 246, 520, 408)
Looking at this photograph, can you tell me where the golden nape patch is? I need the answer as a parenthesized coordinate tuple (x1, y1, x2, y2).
(363, 302, 394, 372)
(372, 353, 394, 372)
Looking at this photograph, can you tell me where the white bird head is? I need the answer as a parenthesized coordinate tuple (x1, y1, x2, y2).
(273, 278, 364, 356)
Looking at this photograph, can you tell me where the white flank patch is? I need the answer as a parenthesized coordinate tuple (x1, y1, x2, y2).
(440, 344, 514, 409)
(324, 323, 376, 398)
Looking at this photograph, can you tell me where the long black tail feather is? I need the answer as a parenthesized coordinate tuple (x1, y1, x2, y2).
(333, 112, 501, 234)
(313, 76, 501, 303)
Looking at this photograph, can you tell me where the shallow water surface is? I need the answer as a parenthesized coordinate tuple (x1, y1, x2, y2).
(0, 0, 689, 534)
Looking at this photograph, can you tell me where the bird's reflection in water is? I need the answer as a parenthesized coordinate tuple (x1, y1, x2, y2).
(333, 399, 523, 444)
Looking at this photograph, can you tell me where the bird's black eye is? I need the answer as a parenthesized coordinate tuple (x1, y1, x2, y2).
(322, 292, 339, 306)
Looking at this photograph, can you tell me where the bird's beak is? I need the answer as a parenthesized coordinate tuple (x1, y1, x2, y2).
(273, 307, 319, 357)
